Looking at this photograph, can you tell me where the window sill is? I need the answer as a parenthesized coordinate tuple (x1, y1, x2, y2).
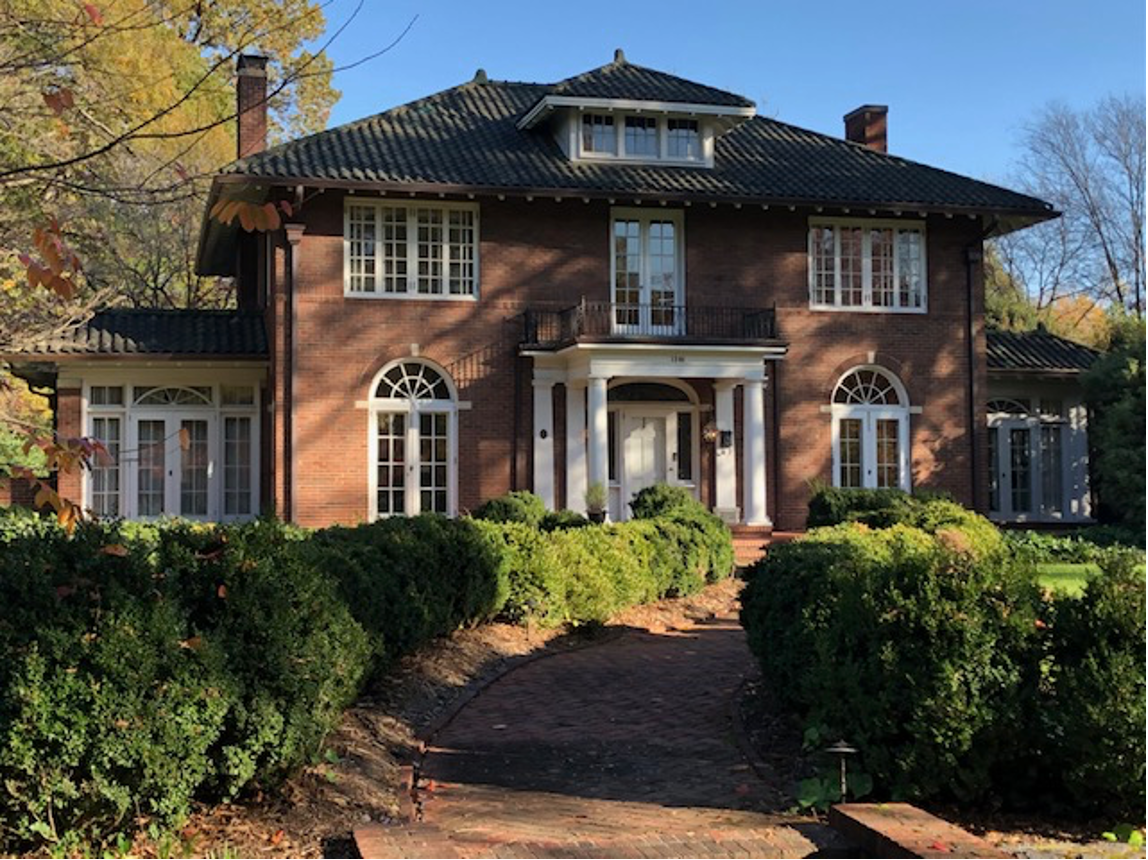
(344, 291, 479, 302)
(808, 304, 928, 315)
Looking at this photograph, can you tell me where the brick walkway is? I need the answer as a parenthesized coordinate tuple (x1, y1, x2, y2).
(356, 613, 846, 858)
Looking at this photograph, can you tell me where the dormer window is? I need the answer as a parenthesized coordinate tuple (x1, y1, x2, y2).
(582, 114, 615, 154)
(624, 117, 658, 156)
(667, 119, 699, 159)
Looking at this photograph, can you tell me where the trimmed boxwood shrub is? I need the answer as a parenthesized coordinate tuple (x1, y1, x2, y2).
(741, 498, 1147, 816)
(629, 484, 699, 519)
(471, 490, 546, 526)
(741, 519, 1040, 803)
(1037, 549, 1146, 818)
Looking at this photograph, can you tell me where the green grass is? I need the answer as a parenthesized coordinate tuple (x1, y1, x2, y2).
(1037, 562, 1101, 596)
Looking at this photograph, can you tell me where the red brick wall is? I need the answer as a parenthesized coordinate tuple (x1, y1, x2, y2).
(278, 193, 984, 530)
(56, 388, 83, 504)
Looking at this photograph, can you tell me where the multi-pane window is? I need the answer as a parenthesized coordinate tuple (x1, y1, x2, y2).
(180, 419, 209, 517)
(676, 412, 693, 482)
(90, 416, 121, 516)
(89, 386, 124, 406)
(1040, 425, 1063, 515)
(137, 419, 166, 517)
(838, 418, 863, 488)
(419, 413, 449, 515)
(667, 119, 699, 159)
(223, 416, 252, 516)
(624, 117, 658, 156)
(809, 220, 927, 311)
(345, 202, 478, 297)
(582, 114, 615, 153)
(376, 413, 407, 516)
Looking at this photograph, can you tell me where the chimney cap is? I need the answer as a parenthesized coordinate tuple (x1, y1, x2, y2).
(237, 54, 269, 74)
(843, 104, 888, 121)
(613, 47, 627, 64)
(472, 68, 488, 84)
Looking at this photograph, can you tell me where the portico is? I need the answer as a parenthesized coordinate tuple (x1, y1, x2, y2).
(525, 344, 783, 524)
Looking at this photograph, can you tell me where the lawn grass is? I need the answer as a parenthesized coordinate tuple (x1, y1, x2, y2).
(1036, 562, 1101, 596)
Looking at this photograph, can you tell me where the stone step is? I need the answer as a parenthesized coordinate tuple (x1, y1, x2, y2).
(828, 802, 1007, 859)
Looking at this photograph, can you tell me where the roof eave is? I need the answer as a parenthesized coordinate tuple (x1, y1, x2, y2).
(517, 95, 756, 130)
(206, 172, 1057, 223)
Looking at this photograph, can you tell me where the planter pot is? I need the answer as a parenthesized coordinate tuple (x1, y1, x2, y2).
(588, 510, 607, 524)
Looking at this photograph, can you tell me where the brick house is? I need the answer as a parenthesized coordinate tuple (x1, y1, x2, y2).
(4, 52, 1100, 532)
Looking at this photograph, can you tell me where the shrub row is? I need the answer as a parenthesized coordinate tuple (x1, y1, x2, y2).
(741, 493, 1145, 818)
(0, 489, 732, 851)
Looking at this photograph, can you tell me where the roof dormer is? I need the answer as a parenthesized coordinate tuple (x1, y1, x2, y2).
(517, 49, 755, 168)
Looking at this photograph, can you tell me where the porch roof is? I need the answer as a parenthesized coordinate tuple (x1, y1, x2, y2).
(986, 328, 1099, 375)
(5, 310, 268, 360)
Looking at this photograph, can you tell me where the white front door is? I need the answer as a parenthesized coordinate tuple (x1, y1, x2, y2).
(131, 413, 215, 519)
(620, 412, 667, 511)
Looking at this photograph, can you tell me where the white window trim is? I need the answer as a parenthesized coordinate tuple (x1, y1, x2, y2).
(577, 110, 711, 167)
(828, 365, 912, 491)
(808, 217, 928, 314)
(366, 360, 460, 519)
(343, 199, 480, 300)
(81, 380, 260, 522)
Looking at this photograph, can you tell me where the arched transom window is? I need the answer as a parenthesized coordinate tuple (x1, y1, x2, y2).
(369, 360, 458, 519)
(832, 368, 904, 406)
(374, 361, 453, 401)
(830, 366, 910, 491)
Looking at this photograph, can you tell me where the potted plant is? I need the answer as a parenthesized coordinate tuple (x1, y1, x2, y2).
(585, 482, 608, 524)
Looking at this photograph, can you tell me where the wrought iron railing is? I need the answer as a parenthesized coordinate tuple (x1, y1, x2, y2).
(522, 300, 778, 348)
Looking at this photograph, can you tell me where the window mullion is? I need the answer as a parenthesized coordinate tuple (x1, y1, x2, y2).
(833, 227, 842, 307)
(406, 208, 417, 294)
(440, 210, 449, 295)
(892, 230, 901, 309)
(861, 229, 872, 308)
(374, 202, 383, 294)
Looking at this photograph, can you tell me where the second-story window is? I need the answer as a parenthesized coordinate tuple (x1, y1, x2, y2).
(666, 119, 700, 159)
(582, 114, 616, 154)
(624, 117, 658, 157)
(808, 218, 926, 312)
(345, 200, 478, 298)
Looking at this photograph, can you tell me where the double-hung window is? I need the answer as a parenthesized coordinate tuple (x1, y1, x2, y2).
(809, 219, 926, 312)
(345, 200, 479, 298)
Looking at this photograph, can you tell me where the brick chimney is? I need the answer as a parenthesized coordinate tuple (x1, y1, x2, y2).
(844, 104, 888, 153)
(237, 54, 268, 158)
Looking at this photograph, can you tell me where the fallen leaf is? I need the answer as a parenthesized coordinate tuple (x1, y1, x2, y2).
(269, 829, 284, 846)
(100, 543, 128, 557)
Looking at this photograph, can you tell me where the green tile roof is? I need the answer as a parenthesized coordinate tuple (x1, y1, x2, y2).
(986, 328, 1099, 373)
(16, 310, 267, 358)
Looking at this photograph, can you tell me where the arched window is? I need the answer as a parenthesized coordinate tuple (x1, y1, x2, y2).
(133, 386, 213, 406)
(368, 360, 458, 518)
(830, 366, 910, 490)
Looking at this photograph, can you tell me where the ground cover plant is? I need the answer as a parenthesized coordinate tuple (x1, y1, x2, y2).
(741, 487, 1146, 819)
(0, 489, 732, 853)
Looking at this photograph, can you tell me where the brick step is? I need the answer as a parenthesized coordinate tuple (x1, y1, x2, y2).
(828, 802, 1007, 859)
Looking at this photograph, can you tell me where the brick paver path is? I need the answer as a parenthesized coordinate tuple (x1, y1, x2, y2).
(356, 612, 845, 858)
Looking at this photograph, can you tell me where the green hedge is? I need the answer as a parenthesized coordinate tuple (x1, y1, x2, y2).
(0, 497, 733, 852)
(741, 499, 1146, 817)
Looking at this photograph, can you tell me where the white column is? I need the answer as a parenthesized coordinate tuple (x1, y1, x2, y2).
(565, 382, 587, 513)
(532, 379, 555, 509)
(586, 376, 609, 503)
(714, 381, 738, 521)
(743, 378, 770, 526)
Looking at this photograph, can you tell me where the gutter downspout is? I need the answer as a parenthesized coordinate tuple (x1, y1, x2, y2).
(965, 218, 999, 512)
(284, 224, 306, 522)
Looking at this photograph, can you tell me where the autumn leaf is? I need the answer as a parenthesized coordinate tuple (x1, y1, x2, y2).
(179, 636, 204, 651)
(217, 584, 228, 599)
(269, 830, 284, 846)
(82, 2, 103, 25)
(178, 426, 190, 450)
(100, 544, 129, 557)
(43, 88, 75, 116)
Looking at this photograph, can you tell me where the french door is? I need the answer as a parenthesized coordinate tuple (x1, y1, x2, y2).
(833, 410, 909, 491)
(130, 413, 215, 519)
(374, 410, 453, 517)
(611, 210, 684, 336)
(988, 419, 1064, 519)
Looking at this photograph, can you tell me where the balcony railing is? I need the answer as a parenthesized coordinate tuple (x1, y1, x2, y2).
(521, 300, 779, 349)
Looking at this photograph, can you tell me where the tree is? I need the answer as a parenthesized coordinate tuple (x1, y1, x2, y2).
(995, 95, 1146, 316)
(1081, 316, 1146, 529)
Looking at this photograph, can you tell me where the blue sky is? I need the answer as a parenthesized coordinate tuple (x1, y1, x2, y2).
(320, 0, 1145, 187)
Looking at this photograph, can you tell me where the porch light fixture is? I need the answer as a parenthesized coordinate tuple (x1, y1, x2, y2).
(702, 420, 718, 443)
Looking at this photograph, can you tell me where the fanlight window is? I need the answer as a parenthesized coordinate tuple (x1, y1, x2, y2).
(987, 398, 1030, 416)
(133, 386, 213, 406)
(832, 369, 903, 406)
(374, 362, 452, 401)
